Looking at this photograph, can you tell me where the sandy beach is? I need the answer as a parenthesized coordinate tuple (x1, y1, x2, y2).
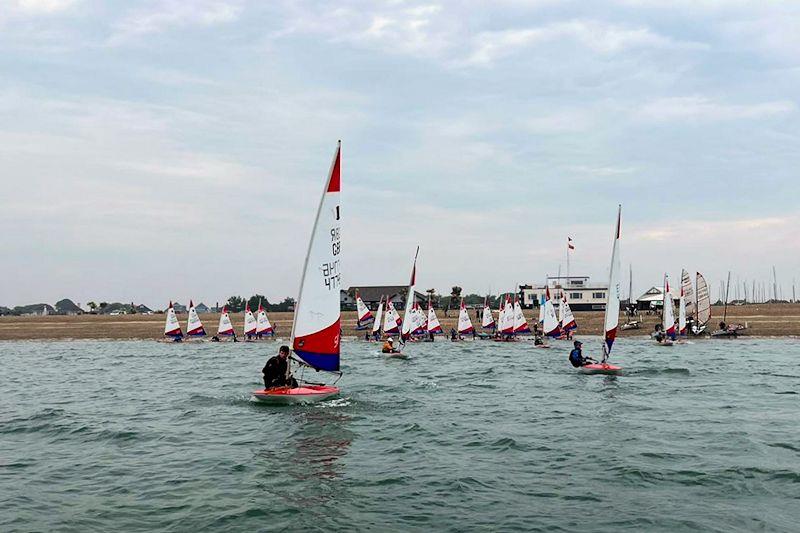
(1, 303, 798, 340)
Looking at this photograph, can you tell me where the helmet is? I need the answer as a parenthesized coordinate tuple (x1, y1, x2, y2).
(387, 338, 394, 343)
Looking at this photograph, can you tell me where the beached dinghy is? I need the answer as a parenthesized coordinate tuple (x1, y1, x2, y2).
(580, 206, 623, 375)
(252, 142, 343, 404)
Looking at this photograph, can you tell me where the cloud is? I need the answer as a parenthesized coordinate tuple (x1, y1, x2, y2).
(637, 96, 797, 122)
(110, 0, 242, 43)
(8, 0, 77, 14)
(465, 20, 703, 66)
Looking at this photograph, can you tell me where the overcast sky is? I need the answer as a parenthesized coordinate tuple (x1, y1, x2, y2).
(1, 0, 798, 309)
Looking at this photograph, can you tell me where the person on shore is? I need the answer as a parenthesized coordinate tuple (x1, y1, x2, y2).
(568, 341, 595, 367)
(382, 337, 397, 353)
(262, 345, 297, 389)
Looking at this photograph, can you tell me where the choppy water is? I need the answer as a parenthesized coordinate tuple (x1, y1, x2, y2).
(1, 337, 799, 532)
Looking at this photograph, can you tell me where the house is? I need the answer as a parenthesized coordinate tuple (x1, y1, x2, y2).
(172, 302, 187, 314)
(520, 276, 609, 311)
(346, 286, 427, 310)
(135, 304, 153, 315)
(635, 286, 678, 311)
(55, 299, 83, 315)
(194, 302, 210, 313)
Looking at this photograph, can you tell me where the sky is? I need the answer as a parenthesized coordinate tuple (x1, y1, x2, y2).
(1, 0, 799, 309)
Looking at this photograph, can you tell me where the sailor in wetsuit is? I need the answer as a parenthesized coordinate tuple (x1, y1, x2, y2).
(262, 345, 297, 389)
(568, 340, 595, 367)
(382, 338, 397, 353)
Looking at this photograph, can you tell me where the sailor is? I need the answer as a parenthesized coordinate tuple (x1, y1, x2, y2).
(450, 328, 457, 341)
(568, 340, 594, 367)
(210, 335, 220, 342)
(364, 330, 370, 341)
(653, 323, 664, 342)
(382, 338, 396, 353)
(262, 345, 296, 389)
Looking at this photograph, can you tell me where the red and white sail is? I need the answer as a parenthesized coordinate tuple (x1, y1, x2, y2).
(500, 295, 515, 334)
(401, 248, 420, 341)
(663, 275, 676, 337)
(372, 296, 384, 335)
(559, 294, 577, 332)
(243, 304, 257, 336)
(217, 306, 234, 336)
(164, 301, 182, 338)
(355, 290, 373, 328)
(427, 298, 443, 334)
(457, 299, 474, 334)
(602, 205, 622, 361)
(681, 269, 695, 318)
(256, 302, 274, 336)
(384, 300, 402, 334)
(542, 288, 560, 337)
(678, 284, 687, 335)
(187, 300, 206, 336)
(481, 297, 495, 329)
(512, 296, 530, 334)
(291, 142, 342, 372)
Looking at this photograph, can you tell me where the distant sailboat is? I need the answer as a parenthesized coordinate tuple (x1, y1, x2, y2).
(217, 306, 235, 337)
(457, 298, 475, 336)
(693, 272, 711, 335)
(383, 299, 402, 335)
(559, 294, 577, 334)
(500, 295, 515, 336)
(512, 295, 531, 334)
(371, 296, 385, 338)
(427, 296, 443, 334)
(243, 303, 257, 338)
(256, 302, 274, 337)
(678, 284, 687, 337)
(481, 296, 496, 330)
(659, 275, 676, 344)
(187, 300, 206, 337)
(400, 248, 419, 344)
(542, 287, 560, 338)
(253, 140, 342, 403)
(681, 269, 695, 319)
(580, 205, 623, 374)
(164, 301, 183, 339)
(355, 290, 374, 330)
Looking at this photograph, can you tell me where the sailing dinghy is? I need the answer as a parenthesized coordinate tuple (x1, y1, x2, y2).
(243, 303, 257, 339)
(355, 290, 374, 330)
(692, 272, 711, 335)
(427, 297, 443, 336)
(456, 298, 475, 339)
(656, 275, 675, 346)
(370, 296, 384, 339)
(397, 248, 420, 353)
(512, 296, 531, 335)
(559, 294, 577, 337)
(542, 287, 561, 338)
(217, 306, 235, 337)
(256, 302, 274, 337)
(481, 297, 496, 330)
(252, 142, 342, 404)
(186, 300, 206, 338)
(164, 301, 183, 340)
(383, 299, 402, 335)
(580, 206, 623, 374)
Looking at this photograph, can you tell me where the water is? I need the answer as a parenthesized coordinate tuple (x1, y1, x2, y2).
(1, 337, 799, 532)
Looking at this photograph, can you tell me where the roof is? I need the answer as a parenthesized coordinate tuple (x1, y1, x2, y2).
(55, 299, 82, 313)
(348, 286, 427, 302)
(636, 287, 678, 302)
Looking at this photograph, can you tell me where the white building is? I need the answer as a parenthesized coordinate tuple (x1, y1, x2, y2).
(520, 276, 609, 311)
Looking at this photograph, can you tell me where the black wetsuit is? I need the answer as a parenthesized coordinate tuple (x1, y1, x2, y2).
(262, 356, 289, 389)
(569, 348, 588, 368)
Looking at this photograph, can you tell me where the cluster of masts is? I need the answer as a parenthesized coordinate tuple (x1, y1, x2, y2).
(163, 300, 275, 340)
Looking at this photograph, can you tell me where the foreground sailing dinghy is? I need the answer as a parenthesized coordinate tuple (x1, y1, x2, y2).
(580, 206, 623, 375)
(163, 301, 183, 340)
(252, 142, 342, 404)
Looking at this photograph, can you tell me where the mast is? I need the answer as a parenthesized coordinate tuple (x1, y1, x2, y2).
(723, 271, 731, 323)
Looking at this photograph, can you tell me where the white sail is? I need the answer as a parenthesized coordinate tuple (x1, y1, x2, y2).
(681, 269, 695, 318)
(512, 298, 531, 334)
(290, 141, 342, 372)
(384, 300, 401, 334)
(662, 276, 676, 336)
(427, 301, 443, 333)
(496, 295, 505, 330)
(481, 301, 495, 328)
(537, 297, 545, 324)
(401, 248, 420, 340)
(372, 297, 384, 334)
(602, 205, 622, 361)
(217, 306, 234, 336)
(542, 288, 560, 337)
(561, 295, 577, 331)
(500, 296, 515, 334)
(256, 304, 273, 335)
(696, 272, 711, 326)
(243, 305, 257, 335)
(355, 291, 373, 325)
(164, 301, 182, 337)
(186, 300, 205, 336)
(678, 286, 687, 335)
(457, 300, 474, 334)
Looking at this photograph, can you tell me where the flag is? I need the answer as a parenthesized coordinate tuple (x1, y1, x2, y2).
(567, 237, 575, 250)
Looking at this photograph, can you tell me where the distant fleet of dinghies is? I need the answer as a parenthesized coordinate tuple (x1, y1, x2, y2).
(154, 141, 739, 400)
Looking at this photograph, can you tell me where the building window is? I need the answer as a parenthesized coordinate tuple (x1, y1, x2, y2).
(570, 293, 581, 300)
(572, 280, 584, 286)
(592, 292, 605, 299)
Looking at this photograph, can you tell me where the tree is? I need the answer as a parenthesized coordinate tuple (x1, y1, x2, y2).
(247, 294, 269, 312)
(87, 301, 97, 313)
(99, 302, 108, 309)
(448, 286, 462, 310)
(225, 296, 246, 313)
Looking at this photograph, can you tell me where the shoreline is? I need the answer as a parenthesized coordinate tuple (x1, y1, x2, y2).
(1, 303, 798, 340)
